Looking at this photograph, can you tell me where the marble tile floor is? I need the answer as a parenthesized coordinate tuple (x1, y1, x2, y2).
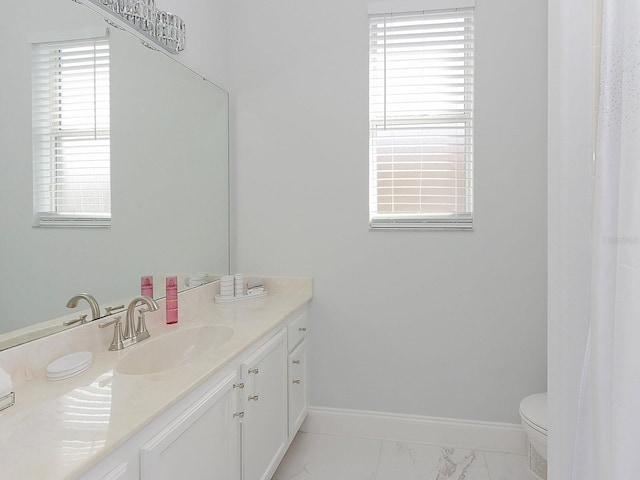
(272, 432, 533, 480)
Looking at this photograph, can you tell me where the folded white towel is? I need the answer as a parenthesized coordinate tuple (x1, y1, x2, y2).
(0, 367, 12, 397)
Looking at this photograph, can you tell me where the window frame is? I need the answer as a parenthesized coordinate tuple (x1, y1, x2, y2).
(368, 5, 475, 230)
(31, 33, 111, 228)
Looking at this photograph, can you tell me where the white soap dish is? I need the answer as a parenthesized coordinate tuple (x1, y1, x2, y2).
(46, 351, 93, 382)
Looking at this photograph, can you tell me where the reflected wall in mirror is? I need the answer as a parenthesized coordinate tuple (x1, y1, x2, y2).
(0, 0, 229, 341)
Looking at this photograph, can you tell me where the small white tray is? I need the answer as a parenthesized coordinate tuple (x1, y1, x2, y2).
(215, 290, 268, 304)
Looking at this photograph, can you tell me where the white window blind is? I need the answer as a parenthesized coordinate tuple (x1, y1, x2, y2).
(369, 8, 474, 229)
(32, 36, 111, 227)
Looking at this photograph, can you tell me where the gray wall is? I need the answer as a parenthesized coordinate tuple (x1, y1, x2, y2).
(229, 0, 548, 423)
(163, 0, 229, 89)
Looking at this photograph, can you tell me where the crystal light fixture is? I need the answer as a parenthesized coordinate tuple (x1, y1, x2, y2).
(76, 0, 186, 54)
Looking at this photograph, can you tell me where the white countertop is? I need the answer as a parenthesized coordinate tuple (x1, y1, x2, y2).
(0, 277, 312, 479)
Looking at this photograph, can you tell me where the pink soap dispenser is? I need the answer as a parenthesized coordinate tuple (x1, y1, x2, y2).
(141, 275, 153, 297)
(166, 276, 178, 324)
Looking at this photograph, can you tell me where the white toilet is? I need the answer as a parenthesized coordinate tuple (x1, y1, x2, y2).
(519, 393, 548, 480)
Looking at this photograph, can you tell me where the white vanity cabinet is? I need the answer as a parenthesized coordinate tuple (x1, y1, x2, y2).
(139, 371, 241, 480)
(79, 305, 309, 480)
(241, 331, 288, 480)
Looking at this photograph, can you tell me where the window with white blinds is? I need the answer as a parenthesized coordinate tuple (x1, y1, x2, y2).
(369, 7, 474, 229)
(32, 36, 111, 227)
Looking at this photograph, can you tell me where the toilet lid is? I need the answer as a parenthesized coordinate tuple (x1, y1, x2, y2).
(520, 393, 547, 434)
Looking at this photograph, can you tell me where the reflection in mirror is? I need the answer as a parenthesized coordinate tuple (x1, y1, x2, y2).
(0, 0, 229, 347)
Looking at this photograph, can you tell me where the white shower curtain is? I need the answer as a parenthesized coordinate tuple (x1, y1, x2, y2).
(572, 1, 640, 478)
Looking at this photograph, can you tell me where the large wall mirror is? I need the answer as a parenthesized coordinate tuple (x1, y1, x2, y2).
(0, 0, 229, 347)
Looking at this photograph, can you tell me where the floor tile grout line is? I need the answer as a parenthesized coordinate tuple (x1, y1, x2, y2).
(482, 450, 494, 480)
(372, 438, 384, 480)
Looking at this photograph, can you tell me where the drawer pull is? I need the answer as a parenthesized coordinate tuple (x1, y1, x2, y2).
(292, 359, 301, 365)
(248, 368, 259, 375)
(248, 395, 259, 402)
(233, 411, 244, 418)
(233, 383, 245, 389)
(298, 327, 307, 332)
(292, 379, 301, 385)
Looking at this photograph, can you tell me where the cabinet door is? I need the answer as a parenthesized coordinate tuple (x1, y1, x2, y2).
(99, 463, 130, 480)
(288, 338, 308, 438)
(79, 461, 132, 480)
(242, 331, 287, 480)
(140, 371, 240, 480)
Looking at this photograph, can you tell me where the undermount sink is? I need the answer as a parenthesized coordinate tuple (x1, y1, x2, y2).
(116, 325, 234, 375)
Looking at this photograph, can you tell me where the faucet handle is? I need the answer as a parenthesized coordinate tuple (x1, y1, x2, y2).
(136, 309, 150, 341)
(63, 314, 88, 326)
(105, 304, 125, 315)
(99, 316, 124, 351)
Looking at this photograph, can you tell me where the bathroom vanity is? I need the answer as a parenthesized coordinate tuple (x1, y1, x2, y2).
(0, 277, 311, 480)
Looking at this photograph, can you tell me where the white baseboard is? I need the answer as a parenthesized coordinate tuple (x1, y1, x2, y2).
(300, 406, 527, 455)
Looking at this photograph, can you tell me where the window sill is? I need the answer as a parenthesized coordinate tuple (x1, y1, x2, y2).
(369, 217, 473, 231)
(33, 215, 111, 228)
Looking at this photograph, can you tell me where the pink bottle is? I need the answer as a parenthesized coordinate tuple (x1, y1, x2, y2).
(141, 276, 153, 297)
(166, 276, 178, 324)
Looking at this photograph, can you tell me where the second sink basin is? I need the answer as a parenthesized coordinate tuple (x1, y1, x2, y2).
(116, 325, 234, 375)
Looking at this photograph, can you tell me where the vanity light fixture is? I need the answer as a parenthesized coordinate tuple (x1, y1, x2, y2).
(74, 0, 186, 54)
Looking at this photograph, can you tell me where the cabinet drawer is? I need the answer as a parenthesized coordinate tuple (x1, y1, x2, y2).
(287, 339, 308, 438)
(287, 311, 308, 352)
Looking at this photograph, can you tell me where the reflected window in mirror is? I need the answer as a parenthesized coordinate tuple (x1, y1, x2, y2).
(32, 34, 111, 227)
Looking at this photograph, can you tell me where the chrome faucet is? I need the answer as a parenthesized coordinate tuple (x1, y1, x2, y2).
(124, 296, 159, 343)
(99, 295, 159, 351)
(66, 293, 101, 321)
